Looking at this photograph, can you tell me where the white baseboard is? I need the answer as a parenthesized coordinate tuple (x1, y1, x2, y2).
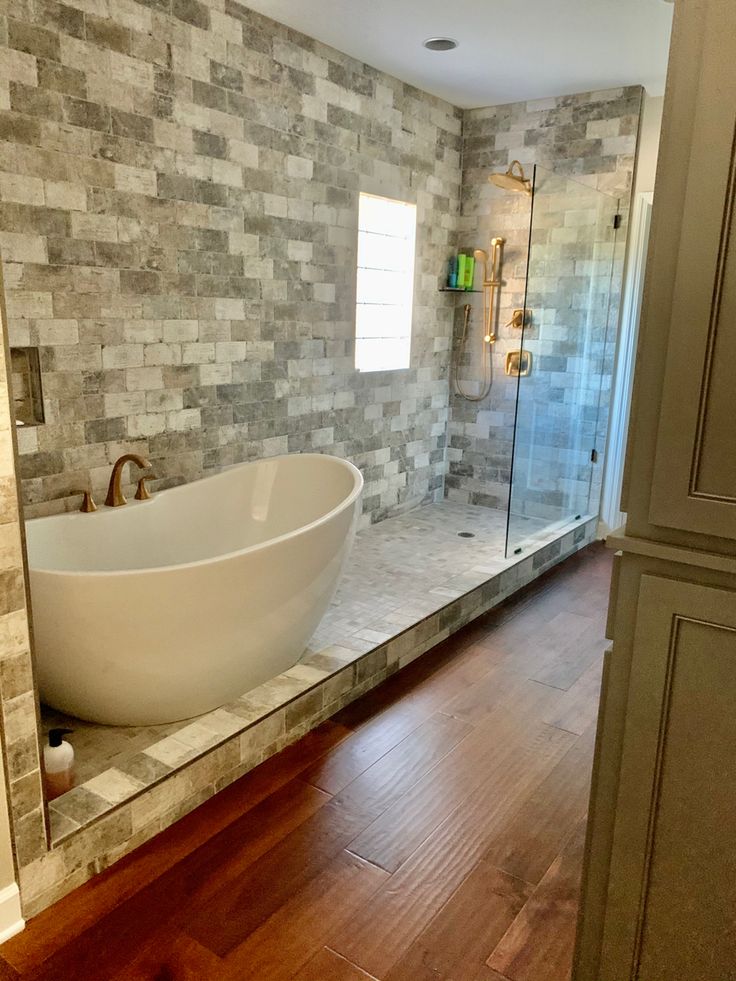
(597, 519, 613, 540)
(0, 884, 24, 944)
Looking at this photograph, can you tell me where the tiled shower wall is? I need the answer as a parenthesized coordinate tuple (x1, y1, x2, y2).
(447, 87, 642, 512)
(0, 0, 462, 523)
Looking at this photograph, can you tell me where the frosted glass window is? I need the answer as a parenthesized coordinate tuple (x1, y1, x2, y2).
(355, 192, 417, 372)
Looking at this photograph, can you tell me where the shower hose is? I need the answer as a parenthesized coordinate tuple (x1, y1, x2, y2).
(453, 302, 492, 402)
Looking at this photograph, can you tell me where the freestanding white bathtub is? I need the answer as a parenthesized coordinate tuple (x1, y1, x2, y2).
(26, 454, 363, 726)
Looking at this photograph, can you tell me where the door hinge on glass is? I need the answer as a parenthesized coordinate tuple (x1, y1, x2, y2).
(591, 448, 599, 463)
(613, 214, 622, 230)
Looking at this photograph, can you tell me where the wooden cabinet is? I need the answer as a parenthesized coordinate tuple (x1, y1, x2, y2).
(574, 1, 736, 978)
(648, 0, 736, 537)
(599, 573, 736, 981)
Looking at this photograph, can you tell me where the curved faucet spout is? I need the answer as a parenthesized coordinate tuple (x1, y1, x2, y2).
(105, 453, 151, 507)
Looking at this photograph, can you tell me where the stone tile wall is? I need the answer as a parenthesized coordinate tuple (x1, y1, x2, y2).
(0, 0, 462, 525)
(447, 87, 642, 517)
(0, 264, 47, 887)
(0, 0, 645, 925)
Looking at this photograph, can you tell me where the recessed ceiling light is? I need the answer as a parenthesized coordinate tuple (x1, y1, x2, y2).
(423, 37, 458, 52)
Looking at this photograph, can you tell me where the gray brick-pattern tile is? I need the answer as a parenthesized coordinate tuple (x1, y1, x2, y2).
(0, 0, 462, 525)
(447, 87, 642, 518)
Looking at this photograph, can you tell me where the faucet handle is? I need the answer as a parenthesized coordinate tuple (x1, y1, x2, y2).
(70, 489, 97, 513)
(134, 475, 156, 501)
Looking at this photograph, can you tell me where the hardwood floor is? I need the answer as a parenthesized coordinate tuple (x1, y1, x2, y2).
(1, 544, 612, 981)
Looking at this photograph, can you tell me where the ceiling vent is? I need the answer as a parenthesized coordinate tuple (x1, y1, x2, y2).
(423, 37, 458, 52)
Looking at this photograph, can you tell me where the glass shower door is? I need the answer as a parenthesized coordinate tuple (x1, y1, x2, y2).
(505, 166, 620, 557)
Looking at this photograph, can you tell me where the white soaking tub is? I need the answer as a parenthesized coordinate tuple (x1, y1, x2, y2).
(26, 454, 363, 725)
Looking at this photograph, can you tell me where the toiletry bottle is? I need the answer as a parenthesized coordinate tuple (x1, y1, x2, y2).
(464, 254, 476, 290)
(43, 728, 74, 800)
(448, 255, 458, 289)
(456, 253, 467, 289)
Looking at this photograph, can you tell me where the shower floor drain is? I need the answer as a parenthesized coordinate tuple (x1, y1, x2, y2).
(458, 531, 475, 538)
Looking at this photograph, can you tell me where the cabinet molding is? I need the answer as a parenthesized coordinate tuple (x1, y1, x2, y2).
(599, 574, 736, 981)
(649, 0, 736, 537)
(607, 531, 736, 577)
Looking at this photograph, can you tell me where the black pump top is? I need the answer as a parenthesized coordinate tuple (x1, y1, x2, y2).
(48, 728, 73, 747)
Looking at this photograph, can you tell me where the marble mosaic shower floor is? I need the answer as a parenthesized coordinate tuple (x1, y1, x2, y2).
(40, 501, 581, 839)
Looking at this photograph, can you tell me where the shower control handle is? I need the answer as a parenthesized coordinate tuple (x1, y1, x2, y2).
(70, 489, 97, 513)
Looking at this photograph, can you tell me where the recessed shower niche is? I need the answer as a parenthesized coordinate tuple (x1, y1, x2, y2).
(9, 348, 44, 428)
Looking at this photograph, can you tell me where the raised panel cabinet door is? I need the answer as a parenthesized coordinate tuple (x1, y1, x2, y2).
(598, 574, 736, 981)
(648, 0, 736, 538)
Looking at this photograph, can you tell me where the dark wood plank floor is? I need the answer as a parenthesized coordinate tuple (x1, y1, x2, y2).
(1, 543, 612, 981)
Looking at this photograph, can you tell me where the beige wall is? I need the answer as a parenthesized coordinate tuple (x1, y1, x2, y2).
(634, 93, 665, 195)
(597, 90, 663, 532)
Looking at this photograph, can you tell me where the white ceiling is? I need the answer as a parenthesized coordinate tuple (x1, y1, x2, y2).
(244, 0, 674, 109)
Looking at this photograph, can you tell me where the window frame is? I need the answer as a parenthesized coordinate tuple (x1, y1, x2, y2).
(354, 190, 418, 374)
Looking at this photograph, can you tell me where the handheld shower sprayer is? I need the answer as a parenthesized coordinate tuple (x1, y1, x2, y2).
(452, 237, 506, 402)
(473, 248, 488, 281)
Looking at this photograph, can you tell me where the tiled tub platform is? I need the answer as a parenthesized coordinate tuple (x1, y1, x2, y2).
(29, 503, 596, 916)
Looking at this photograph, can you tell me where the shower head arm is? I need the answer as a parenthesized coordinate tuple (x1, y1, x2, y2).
(508, 160, 525, 179)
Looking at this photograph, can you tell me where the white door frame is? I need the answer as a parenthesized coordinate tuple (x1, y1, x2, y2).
(599, 191, 654, 536)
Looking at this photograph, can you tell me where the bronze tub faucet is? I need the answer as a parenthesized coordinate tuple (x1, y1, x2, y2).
(105, 454, 152, 508)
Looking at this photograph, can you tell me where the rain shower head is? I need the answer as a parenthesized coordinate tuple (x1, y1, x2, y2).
(489, 160, 533, 196)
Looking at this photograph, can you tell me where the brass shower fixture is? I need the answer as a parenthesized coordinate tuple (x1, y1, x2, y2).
(452, 162, 532, 403)
(452, 237, 505, 402)
(510, 309, 528, 329)
(475, 237, 505, 345)
(489, 160, 533, 196)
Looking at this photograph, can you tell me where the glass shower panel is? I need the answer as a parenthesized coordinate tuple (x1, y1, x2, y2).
(506, 166, 619, 557)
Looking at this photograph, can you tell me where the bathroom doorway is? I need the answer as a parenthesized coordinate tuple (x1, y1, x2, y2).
(599, 191, 655, 534)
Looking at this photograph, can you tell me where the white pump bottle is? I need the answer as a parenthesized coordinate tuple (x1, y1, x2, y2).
(43, 728, 75, 800)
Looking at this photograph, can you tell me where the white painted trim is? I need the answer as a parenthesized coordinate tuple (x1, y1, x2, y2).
(606, 531, 736, 575)
(0, 884, 24, 943)
(597, 518, 614, 539)
(600, 192, 654, 533)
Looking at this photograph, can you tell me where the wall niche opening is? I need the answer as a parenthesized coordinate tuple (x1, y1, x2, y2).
(10, 347, 45, 427)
